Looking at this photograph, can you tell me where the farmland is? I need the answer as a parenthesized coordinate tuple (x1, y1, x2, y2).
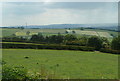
(1, 28, 118, 39)
(2, 49, 118, 79)
(1, 28, 119, 79)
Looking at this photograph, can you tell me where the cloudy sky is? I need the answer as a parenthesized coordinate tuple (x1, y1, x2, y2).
(2, 2, 118, 26)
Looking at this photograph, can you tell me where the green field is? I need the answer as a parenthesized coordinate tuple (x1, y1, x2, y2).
(1, 28, 21, 37)
(3, 49, 118, 79)
(1, 28, 118, 40)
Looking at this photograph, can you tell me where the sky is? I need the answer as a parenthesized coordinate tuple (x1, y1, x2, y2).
(1, 2, 118, 26)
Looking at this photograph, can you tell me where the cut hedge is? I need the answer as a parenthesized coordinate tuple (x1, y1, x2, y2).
(100, 48, 120, 54)
(1, 42, 95, 51)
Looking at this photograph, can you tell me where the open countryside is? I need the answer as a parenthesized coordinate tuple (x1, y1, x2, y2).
(2, 28, 117, 38)
(3, 49, 118, 79)
(1, 2, 120, 80)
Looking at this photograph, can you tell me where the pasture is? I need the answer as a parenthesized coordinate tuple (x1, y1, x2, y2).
(15, 29, 66, 36)
(2, 49, 118, 79)
(1, 28, 117, 40)
(1, 28, 20, 37)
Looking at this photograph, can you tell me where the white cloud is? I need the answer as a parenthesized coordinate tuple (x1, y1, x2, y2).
(0, 2, 2, 27)
(2, 2, 118, 26)
(2, 8, 118, 26)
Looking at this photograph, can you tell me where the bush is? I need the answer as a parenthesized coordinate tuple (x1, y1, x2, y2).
(66, 40, 87, 46)
(100, 48, 120, 54)
(2, 65, 59, 80)
(2, 42, 95, 51)
(2, 65, 29, 80)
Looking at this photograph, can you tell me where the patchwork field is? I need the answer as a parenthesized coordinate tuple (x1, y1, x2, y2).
(1, 28, 118, 41)
(2, 49, 118, 79)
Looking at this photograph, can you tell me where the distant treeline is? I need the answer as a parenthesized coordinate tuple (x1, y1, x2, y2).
(2, 33, 120, 54)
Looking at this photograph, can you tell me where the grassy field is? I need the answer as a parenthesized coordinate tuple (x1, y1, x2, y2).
(2, 49, 118, 79)
(84, 29, 118, 37)
(1, 28, 118, 39)
(1, 28, 21, 37)
(15, 29, 66, 36)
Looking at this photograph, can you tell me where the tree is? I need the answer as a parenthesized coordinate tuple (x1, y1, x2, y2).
(21, 27, 24, 30)
(38, 33, 44, 42)
(26, 31, 30, 35)
(48, 34, 64, 44)
(30, 34, 44, 42)
(111, 36, 120, 50)
(18, 26, 24, 30)
(38, 32, 42, 36)
(87, 36, 103, 50)
(80, 27, 84, 30)
(64, 34, 77, 41)
(72, 30, 76, 34)
(78, 36, 88, 46)
(101, 37, 110, 48)
(30, 35, 38, 41)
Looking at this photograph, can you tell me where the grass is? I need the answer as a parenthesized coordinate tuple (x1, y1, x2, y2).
(2, 28, 117, 40)
(1, 28, 21, 37)
(2, 49, 118, 79)
(15, 29, 66, 36)
(84, 29, 118, 37)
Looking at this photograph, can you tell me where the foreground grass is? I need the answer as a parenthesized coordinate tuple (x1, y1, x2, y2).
(2, 49, 118, 79)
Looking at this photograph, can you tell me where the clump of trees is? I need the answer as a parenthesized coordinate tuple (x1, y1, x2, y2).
(18, 27, 24, 30)
(31, 33, 64, 44)
(87, 36, 103, 50)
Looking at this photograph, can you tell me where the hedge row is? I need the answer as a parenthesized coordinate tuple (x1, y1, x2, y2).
(1, 42, 95, 51)
(100, 48, 120, 54)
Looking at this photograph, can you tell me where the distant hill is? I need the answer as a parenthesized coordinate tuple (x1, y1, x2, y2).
(2, 23, 118, 31)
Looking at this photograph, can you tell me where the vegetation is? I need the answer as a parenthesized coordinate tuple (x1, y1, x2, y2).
(111, 36, 120, 50)
(2, 32, 120, 54)
(1, 27, 119, 80)
(2, 49, 118, 79)
(2, 42, 95, 51)
(2, 65, 28, 80)
(2, 65, 58, 80)
(87, 36, 103, 50)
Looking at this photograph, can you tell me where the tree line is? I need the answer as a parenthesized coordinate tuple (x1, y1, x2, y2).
(2, 33, 120, 54)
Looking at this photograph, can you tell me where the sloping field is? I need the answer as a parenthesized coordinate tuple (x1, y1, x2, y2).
(74, 30, 112, 38)
(3, 49, 118, 79)
(15, 31, 38, 36)
(75, 30, 99, 36)
(97, 32, 113, 38)
(2, 28, 114, 38)
(1, 28, 20, 37)
(15, 29, 66, 36)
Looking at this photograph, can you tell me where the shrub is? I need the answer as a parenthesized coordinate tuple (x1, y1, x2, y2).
(66, 40, 87, 46)
(2, 65, 29, 80)
(2, 42, 95, 51)
(100, 48, 120, 54)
